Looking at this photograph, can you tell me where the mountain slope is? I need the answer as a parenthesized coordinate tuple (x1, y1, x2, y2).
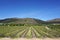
(0, 18, 45, 25)
(46, 18, 60, 23)
(0, 18, 60, 24)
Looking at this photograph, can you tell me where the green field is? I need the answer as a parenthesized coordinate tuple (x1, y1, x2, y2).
(0, 25, 60, 38)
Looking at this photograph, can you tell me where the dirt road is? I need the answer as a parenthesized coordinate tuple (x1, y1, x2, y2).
(0, 38, 60, 40)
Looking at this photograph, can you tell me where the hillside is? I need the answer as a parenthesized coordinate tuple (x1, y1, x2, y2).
(0, 18, 60, 24)
(0, 18, 45, 25)
(46, 18, 60, 23)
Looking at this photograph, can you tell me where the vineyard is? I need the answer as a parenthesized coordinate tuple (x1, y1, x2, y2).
(0, 25, 60, 38)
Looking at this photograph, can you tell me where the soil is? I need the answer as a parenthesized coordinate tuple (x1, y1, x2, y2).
(0, 38, 60, 40)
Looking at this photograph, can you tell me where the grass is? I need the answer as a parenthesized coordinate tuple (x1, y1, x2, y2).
(25, 27, 32, 38)
(0, 25, 60, 38)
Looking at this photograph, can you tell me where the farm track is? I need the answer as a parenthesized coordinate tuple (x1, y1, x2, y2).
(12, 27, 27, 37)
(20, 27, 29, 38)
(46, 26, 60, 37)
(32, 27, 41, 38)
(25, 27, 32, 38)
(33, 26, 55, 38)
(6, 26, 27, 37)
(21, 27, 37, 38)
(31, 28, 37, 38)
(15, 29, 26, 37)
(6, 26, 23, 34)
(6, 27, 19, 35)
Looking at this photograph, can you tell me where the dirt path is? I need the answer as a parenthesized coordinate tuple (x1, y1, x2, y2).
(32, 27, 37, 38)
(21, 28, 28, 38)
(9, 28, 26, 37)
(0, 38, 60, 40)
(32, 27, 41, 38)
(21, 27, 37, 38)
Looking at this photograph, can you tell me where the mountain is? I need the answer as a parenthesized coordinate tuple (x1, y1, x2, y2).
(46, 18, 60, 23)
(0, 18, 45, 25)
(0, 18, 60, 25)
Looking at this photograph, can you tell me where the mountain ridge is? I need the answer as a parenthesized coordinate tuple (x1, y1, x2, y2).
(0, 18, 45, 25)
(0, 18, 60, 24)
(46, 18, 60, 23)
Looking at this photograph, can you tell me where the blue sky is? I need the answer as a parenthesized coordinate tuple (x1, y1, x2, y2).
(0, 0, 60, 20)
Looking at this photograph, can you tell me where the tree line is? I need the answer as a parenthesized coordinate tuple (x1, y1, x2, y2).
(0, 23, 24, 26)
